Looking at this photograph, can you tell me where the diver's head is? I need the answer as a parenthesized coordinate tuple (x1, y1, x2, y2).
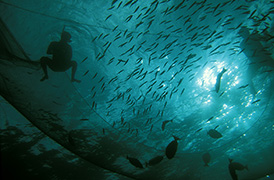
(238, 26, 250, 38)
(61, 31, 72, 42)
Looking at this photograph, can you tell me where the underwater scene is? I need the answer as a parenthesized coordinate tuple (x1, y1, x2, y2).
(0, 0, 274, 179)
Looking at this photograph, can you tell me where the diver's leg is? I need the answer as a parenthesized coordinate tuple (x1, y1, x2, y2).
(248, 77, 257, 96)
(266, 58, 274, 69)
(40, 57, 50, 81)
(70, 61, 81, 83)
(247, 64, 257, 97)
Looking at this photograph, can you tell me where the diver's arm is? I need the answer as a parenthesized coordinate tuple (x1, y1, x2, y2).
(252, 33, 272, 42)
(259, 35, 272, 42)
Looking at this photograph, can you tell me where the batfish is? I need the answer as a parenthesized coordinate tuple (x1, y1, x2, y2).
(229, 159, 248, 171)
(207, 126, 222, 139)
(146, 155, 164, 167)
(228, 158, 248, 180)
(202, 152, 211, 166)
(165, 135, 180, 159)
(127, 156, 143, 168)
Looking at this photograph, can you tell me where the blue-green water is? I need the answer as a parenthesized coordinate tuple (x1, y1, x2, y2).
(0, 0, 274, 179)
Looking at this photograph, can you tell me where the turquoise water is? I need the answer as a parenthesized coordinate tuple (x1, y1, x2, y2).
(0, 0, 274, 179)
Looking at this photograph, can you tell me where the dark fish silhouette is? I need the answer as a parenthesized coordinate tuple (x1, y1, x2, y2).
(105, 14, 112, 21)
(202, 152, 211, 166)
(161, 120, 173, 131)
(165, 135, 180, 159)
(229, 166, 238, 180)
(124, 0, 133, 7)
(80, 118, 89, 121)
(83, 70, 89, 76)
(81, 57, 88, 63)
(215, 68, 227, 93)
(229, 159, 248, 171)
(146, 156, 164, 167)
(68, 131, 75, 146)
(228, 159, 248, 180)
(238, 84, 249, 89)
(206, 116, 214, 122)
(127, 156, 143, 168)
(195, 128, 203, 133)
(111, 0, 118, 6)
(207, 126, 222, 139)
(251, 99, 261, 104)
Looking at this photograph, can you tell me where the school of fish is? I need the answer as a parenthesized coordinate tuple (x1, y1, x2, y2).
(75, 0, 273, 178)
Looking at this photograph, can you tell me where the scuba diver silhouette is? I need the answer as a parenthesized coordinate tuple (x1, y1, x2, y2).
(238, 26, 274, 96)
(40, 30, 80, 83)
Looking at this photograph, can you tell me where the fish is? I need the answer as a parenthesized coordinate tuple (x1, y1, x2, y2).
(98, 77, 104, 83)
(150, 124, 153, 132)
(134, 129, 138, 136)
(127, 156, 143, 168)
(202, 152, 211, 166)
(112, 25, 119, 31)
(202, 45, 212, 50)
(251, 99, 261, 104)
(187, 1, 196, 10)
(103, 41, 110, 47)
(145, 118, 152, 126)
(124, 0, 133, 7)
(263, 69, 273, 73)
(180, 88, 185, 95)
(134, 6, 139, 13)
(52, 101, 62, 105)
(121, 116, 124, 124)
(117, 1, 123, 9)
(174, 1, 185, 11)
(213, 3, 221, 14)
(125, 15, 133, 22)
(83, 70, 89, 76)
(165, 135, 180, 159)
(97, 33, 104, 39)
(80, 118, 89, 121)
(108, 6, 115, 10)
(215, 68, 227, 93)
(207, 128, 222, 139)
(103, 34, 110, 39)
(161, 120, 173, 131)
(219, 91, 225, 97)
(146, 156, 164, 167)
(238, 84, 249, 89)
(228, 165, 238, 180)
(111, 0, 118, 6)
(195, 128, 203, 133)
(229, 159, 248, 171)
(248, 9, 256, 19)
(108, 76, 118, 84)
(105, 14, 112, 21)
(130, 0, 138, 7)
(206, 116, 214, 122)
(136, 13, 143, 20)
(68, 131, 75, 146)
(177, 78, 184, 87)
(81, 57, 88, 63)
(119, 42, 127, 48)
